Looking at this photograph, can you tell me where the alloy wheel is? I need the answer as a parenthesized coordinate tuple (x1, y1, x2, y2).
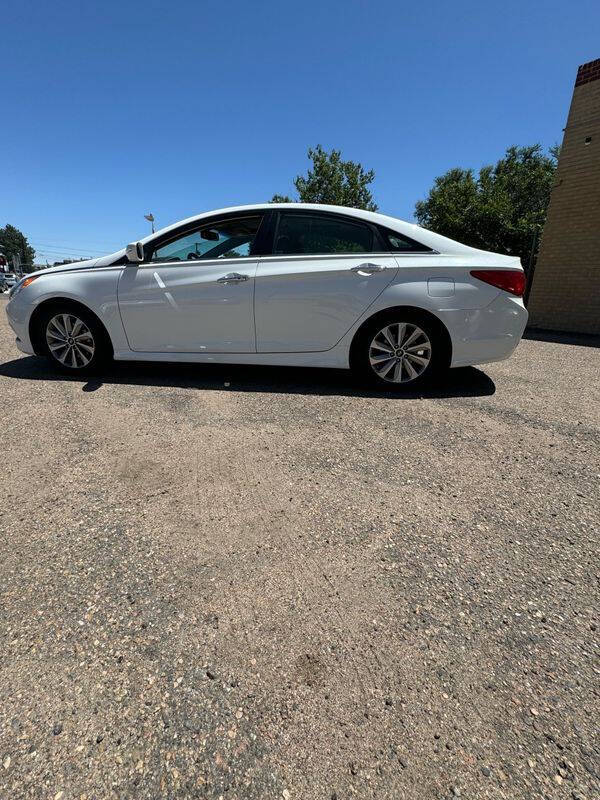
(46, 313, 95, 369)
(368, 322, 432, 384)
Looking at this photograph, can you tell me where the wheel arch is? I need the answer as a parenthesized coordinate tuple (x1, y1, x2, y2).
(29, 297, 114, 357)
(349, 305, 452, 369)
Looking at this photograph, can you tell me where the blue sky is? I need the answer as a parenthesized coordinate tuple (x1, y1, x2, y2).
(1, 0, 599, 263)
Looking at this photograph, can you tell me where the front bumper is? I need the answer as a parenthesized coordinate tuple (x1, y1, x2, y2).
(5, 297, 35, 355)
(441, 292, 528, 368)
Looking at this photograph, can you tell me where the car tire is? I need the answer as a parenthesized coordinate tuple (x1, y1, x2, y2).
(37, 305, 112, 374)
(351, 310, 448, 390)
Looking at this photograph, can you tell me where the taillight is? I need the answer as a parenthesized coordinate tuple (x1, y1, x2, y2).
(470, 269, 526, 297)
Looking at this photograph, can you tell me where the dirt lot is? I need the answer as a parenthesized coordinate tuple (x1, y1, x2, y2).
(0, 296, 598, 800)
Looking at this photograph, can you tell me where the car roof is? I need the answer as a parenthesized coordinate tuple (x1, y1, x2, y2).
(137, 203, 488, 256)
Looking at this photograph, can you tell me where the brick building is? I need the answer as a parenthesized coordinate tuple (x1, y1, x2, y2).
(528, 58, 600, 334)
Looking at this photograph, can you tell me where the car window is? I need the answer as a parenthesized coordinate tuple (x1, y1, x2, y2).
(274, 213, 373, 255)
(379, 226, 433, 253)
(150, 216, 262, 263)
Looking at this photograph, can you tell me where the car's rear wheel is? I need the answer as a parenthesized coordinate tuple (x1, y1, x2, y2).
(37, 306, 112, 373)
(352, 311, 448, 389)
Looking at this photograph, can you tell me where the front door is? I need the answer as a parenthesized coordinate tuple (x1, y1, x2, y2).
(254, 211, 398, 352)
(118, 214, 263, 353)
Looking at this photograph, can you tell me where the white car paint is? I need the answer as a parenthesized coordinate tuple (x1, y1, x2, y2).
(118, 260, 257, 352)
(254, 254, 399, 352)
(5, 203, 528, 372)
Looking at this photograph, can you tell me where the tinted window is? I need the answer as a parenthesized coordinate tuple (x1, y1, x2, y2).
(274, 213, 373, 255)
(379, 226, 432, 253)
(150, 216, 262, 262)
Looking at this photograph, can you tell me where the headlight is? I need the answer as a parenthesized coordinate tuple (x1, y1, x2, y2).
(9, 275, 38, 299)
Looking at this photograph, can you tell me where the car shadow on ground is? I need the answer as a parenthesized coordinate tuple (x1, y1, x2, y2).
(524, 327, 600, 348)
(0, 355, 496, 399)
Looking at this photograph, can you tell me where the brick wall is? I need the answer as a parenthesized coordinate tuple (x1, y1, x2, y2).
(575, 58, 600, 87)
(527, 58, 600, 334)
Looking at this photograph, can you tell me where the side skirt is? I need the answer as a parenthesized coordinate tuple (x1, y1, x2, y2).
(112, 348, 350, 369)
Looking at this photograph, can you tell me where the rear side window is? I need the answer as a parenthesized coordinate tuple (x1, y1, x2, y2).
(274, 213, 373, 255)
(379, 226, 432, 253)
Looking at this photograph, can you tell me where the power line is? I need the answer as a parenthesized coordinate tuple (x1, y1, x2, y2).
(34, 247, 97, 257)
(33, 250, 104, 259)
(34, 250, 98, 258)
(31, 242, 112, 255)
(29, 236, 122, 248)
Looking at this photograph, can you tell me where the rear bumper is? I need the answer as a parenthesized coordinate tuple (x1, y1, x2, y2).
(441, 293, 528, 368)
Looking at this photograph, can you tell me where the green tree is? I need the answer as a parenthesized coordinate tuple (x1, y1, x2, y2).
(0, 224, 36, 270)
(414, 145, 559, 267)
(272, 145, 378, 211)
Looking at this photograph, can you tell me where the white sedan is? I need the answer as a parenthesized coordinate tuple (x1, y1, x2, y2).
(5, 204, 528, 388)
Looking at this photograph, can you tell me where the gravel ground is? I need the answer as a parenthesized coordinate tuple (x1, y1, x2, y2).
(0, 295, 599, 800)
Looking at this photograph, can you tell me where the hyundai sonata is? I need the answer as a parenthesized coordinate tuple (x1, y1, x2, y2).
(5, 204, 528, 388)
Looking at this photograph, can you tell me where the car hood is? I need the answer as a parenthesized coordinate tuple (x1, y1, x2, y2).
(26, 249, 126, 279)
(31, 258, 100, 276)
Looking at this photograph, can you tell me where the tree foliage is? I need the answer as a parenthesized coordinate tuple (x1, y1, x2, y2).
(0, 223, 35, 269)
(272, 145, 378, 211)
(414, 145, 559, 264)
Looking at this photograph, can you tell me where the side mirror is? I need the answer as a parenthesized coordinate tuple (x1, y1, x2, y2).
(125, 242, 145, 263)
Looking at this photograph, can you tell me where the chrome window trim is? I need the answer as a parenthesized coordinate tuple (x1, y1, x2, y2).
(135, 255, 259, 269)
(255, 252, 439, 263)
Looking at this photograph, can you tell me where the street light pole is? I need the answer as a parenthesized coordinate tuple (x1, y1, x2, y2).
(144, 213, 155, 234)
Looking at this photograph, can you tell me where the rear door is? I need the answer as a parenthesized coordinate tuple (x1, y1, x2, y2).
(254, 211, 398, 352)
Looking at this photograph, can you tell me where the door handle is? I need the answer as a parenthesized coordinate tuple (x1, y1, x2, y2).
(217, 272, 249, 284)
(351, 263, 385, 275)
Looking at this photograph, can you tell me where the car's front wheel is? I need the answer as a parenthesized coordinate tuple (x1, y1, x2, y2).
(37, 306, 112, 373)
(352, 311, 448, 389)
